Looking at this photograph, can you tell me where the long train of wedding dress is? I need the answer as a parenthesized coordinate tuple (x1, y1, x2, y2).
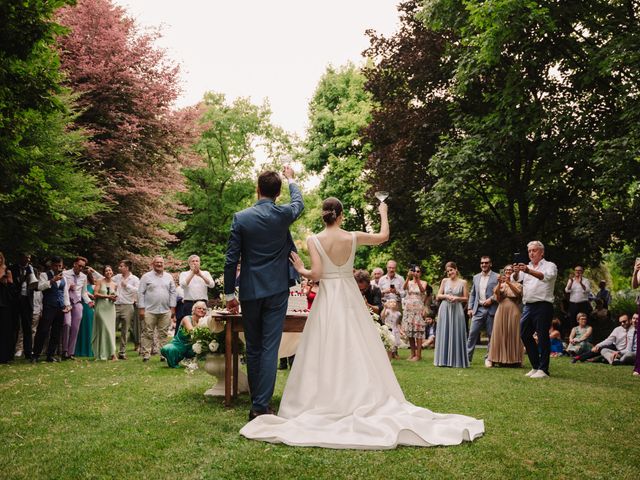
(240, 233, 484, 449)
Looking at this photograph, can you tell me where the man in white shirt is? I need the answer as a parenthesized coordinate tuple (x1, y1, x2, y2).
(378, 260, 405, 304)
(572, 314, 637, 365)
(61, 256, 94, 360)
(178, 255, 214, 329)
(113, 260, 140, 359)
(564, 265, 592, 332)
(138, 256, 176, 362)
(514, 241, 558, 378)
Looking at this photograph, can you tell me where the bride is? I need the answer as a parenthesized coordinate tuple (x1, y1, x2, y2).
(240, 197, 484, 449)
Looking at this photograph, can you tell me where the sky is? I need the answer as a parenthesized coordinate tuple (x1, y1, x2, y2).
(113, 0, 402, 137)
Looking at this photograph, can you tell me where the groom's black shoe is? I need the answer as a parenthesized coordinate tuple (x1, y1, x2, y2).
(248, 407, 276, 421)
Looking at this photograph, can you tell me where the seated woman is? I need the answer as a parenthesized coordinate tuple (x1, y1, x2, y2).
(549, 318, 565, 357)
(160, 300, 207, 368)
(566, 312, 593, 356)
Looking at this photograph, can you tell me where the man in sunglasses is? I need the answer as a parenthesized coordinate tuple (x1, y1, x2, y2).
(467, 256, 499, 367)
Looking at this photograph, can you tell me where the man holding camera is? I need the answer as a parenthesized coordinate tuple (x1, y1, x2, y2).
(378, 260, 405, 305)
(513, 241, 558, 379)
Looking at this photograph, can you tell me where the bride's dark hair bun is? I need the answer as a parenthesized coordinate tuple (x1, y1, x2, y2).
(321, 197, 343, 225)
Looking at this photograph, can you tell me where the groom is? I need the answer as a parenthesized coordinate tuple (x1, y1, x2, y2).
(224, 166, 304, 420)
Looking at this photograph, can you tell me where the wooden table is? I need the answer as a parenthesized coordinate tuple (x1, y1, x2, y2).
(212, 311, 308, 406)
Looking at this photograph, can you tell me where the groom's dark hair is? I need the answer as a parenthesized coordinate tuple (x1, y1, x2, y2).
(258, 171, 282, 199)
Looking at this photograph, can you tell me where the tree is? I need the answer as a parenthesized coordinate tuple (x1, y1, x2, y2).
(303, 64, 377, 267)
(364, 0, 640, 273)
(363, 1, 454, 273)
(56, 0, 187, 267)
(0, 0, 104, 259)
(176, 92, 292, 275)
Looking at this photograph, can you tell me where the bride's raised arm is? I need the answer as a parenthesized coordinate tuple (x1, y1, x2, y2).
(355, 202, 389, 246)
(290, 237, 323, 282)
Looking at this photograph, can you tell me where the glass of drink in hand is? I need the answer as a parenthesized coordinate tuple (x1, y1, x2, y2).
(375, 191, 389, 203)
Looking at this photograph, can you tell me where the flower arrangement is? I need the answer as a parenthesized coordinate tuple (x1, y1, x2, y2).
(190, 326, 224, 357)
(369, 308, 393, 351)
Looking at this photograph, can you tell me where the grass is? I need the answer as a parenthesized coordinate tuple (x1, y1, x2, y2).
(1, 346, 638, 480)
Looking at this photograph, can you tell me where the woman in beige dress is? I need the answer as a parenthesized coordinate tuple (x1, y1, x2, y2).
(488, 265, 524, 366)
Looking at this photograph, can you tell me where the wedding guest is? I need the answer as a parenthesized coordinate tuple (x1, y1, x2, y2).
(514, 240, 558, 379)
(434, 261, 469, 368)
(632, 260, 640, 376)
(371, 267, 384, 287)
(33, 257, 71, 362)
(75, 271, 95, 358)
(487, 265, 523, 367)
(161, 301, 205, 368)
(381, 299, 401, 359)
(422, 316, 436, 349)
(402, 265, 428, 361)
(138, 256, 176, 362)
(0, 251, 15, 363)
(93, 266, 117, 361)
(595, 280, 612, 310)
(564, 265, 592, 331)
(566, 312, 593, 356)
(112, 260, 139, 360)
(178, 255, 214, 327)
(467, 256, 499, 367)
(304, 280, 319, 310)
(61, 257, 94, 360)
(572, 314, 636, 365)
(355, 270, 382, 315)
(549, 318, 564, 357)
(379, 260, 405, 304)
(9, 253, 38, 359)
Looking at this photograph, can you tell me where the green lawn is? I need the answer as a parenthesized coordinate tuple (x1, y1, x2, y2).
(0, 348, 638, 480)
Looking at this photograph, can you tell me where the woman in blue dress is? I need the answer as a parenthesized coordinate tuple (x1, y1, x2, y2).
(434, 261, 470, 368)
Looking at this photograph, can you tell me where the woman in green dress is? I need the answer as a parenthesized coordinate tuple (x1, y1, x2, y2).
(75, 272, 95, 358)
(161, 300, 207, 368)
(92, 266, 117, 360)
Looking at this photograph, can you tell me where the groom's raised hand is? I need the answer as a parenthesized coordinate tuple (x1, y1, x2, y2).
(282, 165, 295, 180)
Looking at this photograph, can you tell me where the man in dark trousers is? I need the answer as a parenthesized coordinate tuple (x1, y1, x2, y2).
(224, 166, 304, 421)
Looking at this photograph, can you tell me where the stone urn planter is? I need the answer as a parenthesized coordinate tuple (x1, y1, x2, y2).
(203, 353, 250, 397)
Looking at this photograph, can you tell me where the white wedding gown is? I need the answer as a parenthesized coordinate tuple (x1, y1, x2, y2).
(240, 233, 484, 449)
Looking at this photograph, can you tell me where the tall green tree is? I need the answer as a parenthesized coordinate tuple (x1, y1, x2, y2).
(176, 92, 292, 275)
(0, 0, 104, 259)
(364, 0, 640, 273)
(303, 64, 378, 267)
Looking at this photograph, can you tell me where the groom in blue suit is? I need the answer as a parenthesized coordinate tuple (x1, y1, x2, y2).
(224, 167, 304, 420)
(466, 256, 499, 366)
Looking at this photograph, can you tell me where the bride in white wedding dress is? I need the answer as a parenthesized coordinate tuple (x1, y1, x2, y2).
(239, 197, 484, 449)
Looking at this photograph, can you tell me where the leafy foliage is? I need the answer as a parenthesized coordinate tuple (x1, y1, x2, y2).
(0, 0, 104, 259)
(364, 0, 640, 273)
(56, 0, 189, 268)
(176, 92, 292, 275)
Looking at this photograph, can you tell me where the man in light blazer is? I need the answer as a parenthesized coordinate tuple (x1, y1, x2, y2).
(224, 166, 304, 421)
(467, 256, 499, 366)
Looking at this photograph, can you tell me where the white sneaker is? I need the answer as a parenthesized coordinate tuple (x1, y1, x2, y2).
(525, 369, 537, 377)
(530, 370, 549, 378)
(14, 350, 23, 358)
(484, 359, 493, 368)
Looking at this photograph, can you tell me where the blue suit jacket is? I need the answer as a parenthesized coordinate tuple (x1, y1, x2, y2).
(468, 271, 499, 315)
(224, 182, 304, 302)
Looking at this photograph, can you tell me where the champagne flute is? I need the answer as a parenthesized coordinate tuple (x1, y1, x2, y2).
(375, 191, 389, 203)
